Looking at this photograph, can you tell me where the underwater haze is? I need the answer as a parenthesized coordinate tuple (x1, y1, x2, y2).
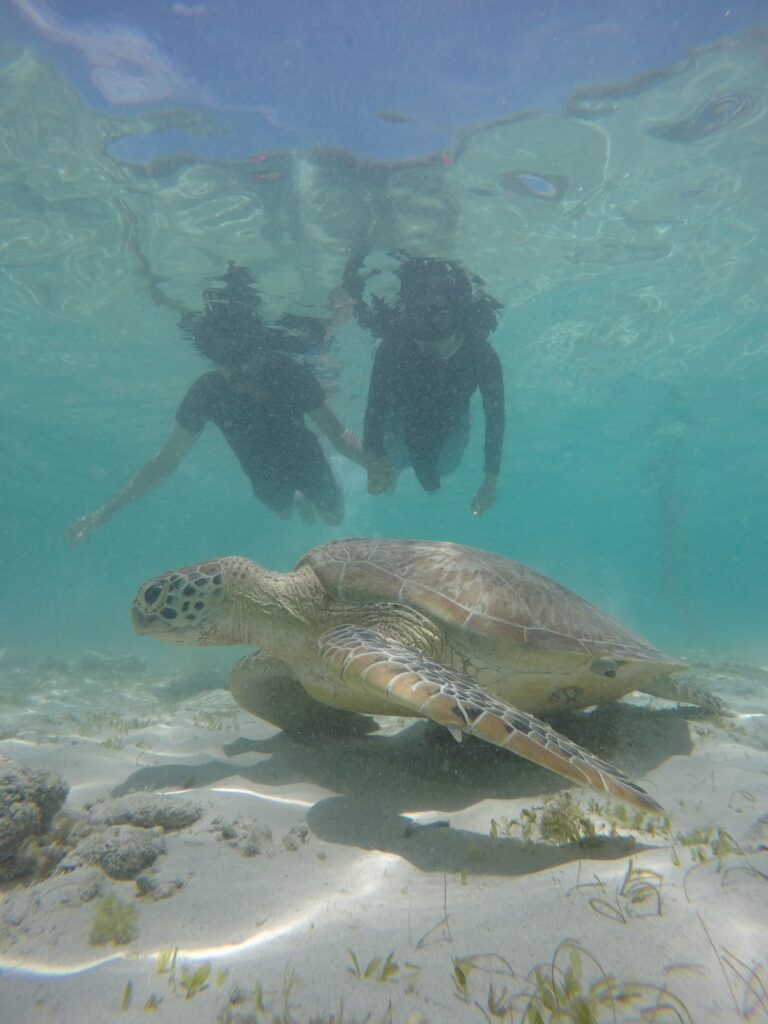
(2, 5, 767, 669)
(4, 4, 768, 1024)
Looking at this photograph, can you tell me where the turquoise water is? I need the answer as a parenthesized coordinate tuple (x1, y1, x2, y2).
(3, 17, 768, 1024)
(3, 34, 766, 671)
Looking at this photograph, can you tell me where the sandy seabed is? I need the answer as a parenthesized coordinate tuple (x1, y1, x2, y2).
(1, 656, 767, 1024)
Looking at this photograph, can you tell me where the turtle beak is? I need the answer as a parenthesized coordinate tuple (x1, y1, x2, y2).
(131, 603, 201, 644)
(131, 604, 177, 637)
(131, 602, 180, 641)
(131, 604, 152, 634)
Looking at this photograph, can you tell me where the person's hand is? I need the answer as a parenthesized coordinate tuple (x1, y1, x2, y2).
(366, 455, 398, 496)
(66, 510, 107, 546)
(341, 428, 366, 467)
(470, 477, 497, 516)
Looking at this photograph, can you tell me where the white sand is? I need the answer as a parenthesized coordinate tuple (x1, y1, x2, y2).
(1, 661, 767, 1024)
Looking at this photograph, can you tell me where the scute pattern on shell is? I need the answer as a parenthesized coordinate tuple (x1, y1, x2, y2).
(299, 538, 678, 665)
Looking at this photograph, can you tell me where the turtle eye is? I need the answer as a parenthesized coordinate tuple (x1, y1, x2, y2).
(591, 658, 619, 678)
(144, 583, 164, 607)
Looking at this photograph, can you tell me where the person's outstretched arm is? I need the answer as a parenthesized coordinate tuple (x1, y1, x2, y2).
(472, 345, 505, 516)
(66, 424, 198, 545)
(309, 402, 366, 466)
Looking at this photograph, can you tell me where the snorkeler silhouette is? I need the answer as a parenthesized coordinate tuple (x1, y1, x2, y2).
(67, 262, 364, 543)
(343, 250, 505, 516)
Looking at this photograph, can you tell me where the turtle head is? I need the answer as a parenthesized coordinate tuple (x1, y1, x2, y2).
(132, 557, 248, 646)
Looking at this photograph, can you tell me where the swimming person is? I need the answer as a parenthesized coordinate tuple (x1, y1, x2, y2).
(67, 263, 364, 544)
(343, 251, 505, 516)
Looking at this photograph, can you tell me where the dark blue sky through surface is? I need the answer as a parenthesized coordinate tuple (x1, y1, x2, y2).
(4, 0, 767, 161)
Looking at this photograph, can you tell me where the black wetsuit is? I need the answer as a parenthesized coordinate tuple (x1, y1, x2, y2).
(176, 353, 340, 515)
(363, 334, 505, 491)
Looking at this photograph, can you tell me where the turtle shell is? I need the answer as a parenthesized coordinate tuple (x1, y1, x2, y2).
(298, 538, 679, 667)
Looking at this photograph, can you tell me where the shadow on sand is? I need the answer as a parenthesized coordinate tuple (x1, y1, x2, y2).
(110, 701, 701, 876)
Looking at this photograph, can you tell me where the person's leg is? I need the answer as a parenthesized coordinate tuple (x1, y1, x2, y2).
(365, 413, 407, 494)
(382, 415, 411, 474)
(297, 439, 345, 526)
(254, 480, 320, 525)
(292, 490, 317, 524)
(251, 474, 296, 519)
(437, 412, 472, 478)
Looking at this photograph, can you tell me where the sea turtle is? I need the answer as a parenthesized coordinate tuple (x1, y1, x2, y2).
(131, 538, 725, 813)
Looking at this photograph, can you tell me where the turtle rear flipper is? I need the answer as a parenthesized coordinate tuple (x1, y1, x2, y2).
(230, 653, 379, 739)
(634, 674, 728, 715)
(319, 626, 664, 814)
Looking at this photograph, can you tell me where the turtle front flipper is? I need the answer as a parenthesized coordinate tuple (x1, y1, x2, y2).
(319, 626, 663, 813)
(231, 653, 379, 739)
